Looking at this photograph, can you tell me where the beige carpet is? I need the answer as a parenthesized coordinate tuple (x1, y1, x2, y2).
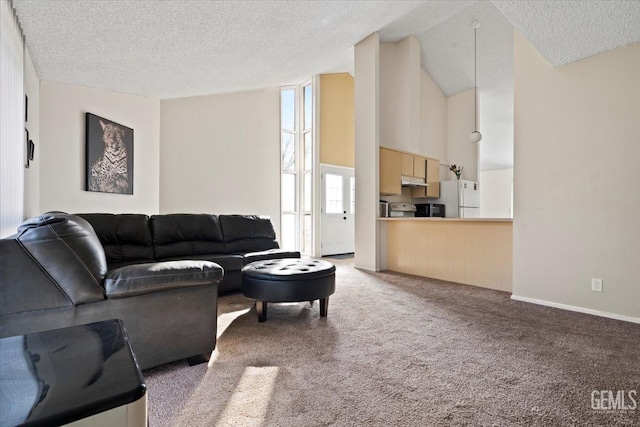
(144, 258, 640, 426)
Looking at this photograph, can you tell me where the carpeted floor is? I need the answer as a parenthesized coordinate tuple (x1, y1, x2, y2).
(144, 259, 640, 426)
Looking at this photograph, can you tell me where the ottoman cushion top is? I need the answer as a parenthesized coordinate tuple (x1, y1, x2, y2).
(242, 259, 335, 281)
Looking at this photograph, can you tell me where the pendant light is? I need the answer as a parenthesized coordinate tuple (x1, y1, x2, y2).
(470, 20, 482, 144)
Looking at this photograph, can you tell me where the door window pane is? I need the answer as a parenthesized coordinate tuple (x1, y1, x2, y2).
(325, 174, 343, 214)
(304, 85, 312, 131)
(281, 89, 295, 131)
(350, 177, 355, 215)
(282, 132, 295, 171)
(282, 173, 295, 212)
(281, 213, 295, 250)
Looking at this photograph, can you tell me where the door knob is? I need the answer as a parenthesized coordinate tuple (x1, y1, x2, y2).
(343, 211, 346, 214)
(343, 217, 347, 220)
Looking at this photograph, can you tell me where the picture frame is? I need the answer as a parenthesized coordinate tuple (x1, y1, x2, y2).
(24, 128, 30, 168)
(85, 113, 134, 194)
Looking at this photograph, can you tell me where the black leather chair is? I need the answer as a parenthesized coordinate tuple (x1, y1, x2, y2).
(0, 213, 223, 370)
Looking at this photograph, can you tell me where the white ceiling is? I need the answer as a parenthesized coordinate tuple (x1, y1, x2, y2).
(13, 0, 640, 171)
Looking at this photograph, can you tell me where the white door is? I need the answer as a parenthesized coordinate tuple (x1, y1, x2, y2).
(321, 166, 355, 256)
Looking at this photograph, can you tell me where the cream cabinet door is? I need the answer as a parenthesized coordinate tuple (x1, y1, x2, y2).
(380, 148, 401, 195)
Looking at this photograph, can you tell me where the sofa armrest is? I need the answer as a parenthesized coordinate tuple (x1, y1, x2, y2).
(243, 249, 301, 265)
(105, 261, 223, 299)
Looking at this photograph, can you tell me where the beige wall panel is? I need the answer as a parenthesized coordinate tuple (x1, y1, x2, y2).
(385, 220, 513, 292)
(320, 74, 347, 166)
(345, 75, 355, 167)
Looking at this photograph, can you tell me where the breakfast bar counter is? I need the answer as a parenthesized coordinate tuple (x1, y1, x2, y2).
(378, 217, 512, 222)
(379, 217, 513, 292)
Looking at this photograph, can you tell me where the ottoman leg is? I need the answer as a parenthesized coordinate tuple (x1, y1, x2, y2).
(320, 297, 329, 317)
(256, 301, 267, 322)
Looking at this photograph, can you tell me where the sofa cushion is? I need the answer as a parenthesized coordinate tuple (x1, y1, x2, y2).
(78, 214, 154, 267)
(243, 249, 301, 264)
(105, 260, 223, 299)
(151, 214, 226, 259)
(160, 254, 244, 273)
(219, 215, 279, 253)
(17, 213, 107, 305)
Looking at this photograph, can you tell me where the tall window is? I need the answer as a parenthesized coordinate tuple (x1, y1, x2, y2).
(280, 83, 313, 252)
(0, 1, 25, 237)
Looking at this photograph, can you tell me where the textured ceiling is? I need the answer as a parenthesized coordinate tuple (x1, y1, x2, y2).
(12, 0, 640, 171)
(413, 1, 515, 171)
(13, 0, 424, 99)
(492, 0, 640, 66)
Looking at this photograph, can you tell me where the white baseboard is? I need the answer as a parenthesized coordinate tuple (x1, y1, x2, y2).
(511, 295, 640, 324)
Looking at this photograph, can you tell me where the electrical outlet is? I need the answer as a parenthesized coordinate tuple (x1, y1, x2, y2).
(591, 278, 603, 292)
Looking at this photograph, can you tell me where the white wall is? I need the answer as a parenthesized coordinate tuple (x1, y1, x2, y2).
(379, 37, 422, 155)
(354, 33, 380, 271)
(446, 89, 478, 182)
(24, 48, 40, 218)
(395, 36, 421, 154)
(379, 43, 396, 148)
(513, 32, 640, 320)
(420, 69, 447, 162)
(479, 168, 512, 218)
(159, 88, 281, 237)
(39, 82, 160, 214)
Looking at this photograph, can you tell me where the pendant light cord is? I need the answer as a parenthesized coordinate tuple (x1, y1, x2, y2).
(474, 25, 477, 131)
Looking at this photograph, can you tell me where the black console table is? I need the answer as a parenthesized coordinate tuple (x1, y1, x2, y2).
(0, 319, 147, 427)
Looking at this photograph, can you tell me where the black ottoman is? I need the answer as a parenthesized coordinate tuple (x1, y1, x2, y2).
(241, 259, 336, 322)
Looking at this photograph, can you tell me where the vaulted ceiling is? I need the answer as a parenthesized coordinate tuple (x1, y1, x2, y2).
(13, 0, 640, 170)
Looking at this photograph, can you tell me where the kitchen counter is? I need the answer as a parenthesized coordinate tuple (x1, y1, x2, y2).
(378, 217, 512, 222)
(380, 217, 513, 292)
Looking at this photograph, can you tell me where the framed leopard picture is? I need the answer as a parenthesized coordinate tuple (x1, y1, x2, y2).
(85, 113, 134, 194)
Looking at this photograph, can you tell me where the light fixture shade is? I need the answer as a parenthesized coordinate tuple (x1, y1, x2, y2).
(470, 130, 482, 144)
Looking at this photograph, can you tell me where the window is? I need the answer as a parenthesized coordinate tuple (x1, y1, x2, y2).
(280, 82, 314, 253)
(0, 1, 25, 237)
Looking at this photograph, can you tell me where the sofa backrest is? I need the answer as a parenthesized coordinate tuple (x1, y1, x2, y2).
(16, 213, 107, 305)
(78, 214, 155, 268)
(151, 214, 226, 259)
(219, 215, 279, 253)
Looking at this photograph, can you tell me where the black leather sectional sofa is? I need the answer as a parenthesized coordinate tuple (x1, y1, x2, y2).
(77, 213, 300, 293)
(0, 212, 298, 370)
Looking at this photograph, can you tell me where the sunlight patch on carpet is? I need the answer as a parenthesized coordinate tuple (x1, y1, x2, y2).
(217, 308, 251, 339)
(215, 366, 279, 427)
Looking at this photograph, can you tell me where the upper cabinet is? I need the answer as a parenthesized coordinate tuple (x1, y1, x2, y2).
(380, 146, 440, 198)
(380, 148, 401, 195)
(400, 153, 426, 179)
(411, 158, 440, 198)
(319, 73, 355, 168)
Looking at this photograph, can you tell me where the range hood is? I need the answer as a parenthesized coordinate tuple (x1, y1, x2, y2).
(401, 176, 429, 187)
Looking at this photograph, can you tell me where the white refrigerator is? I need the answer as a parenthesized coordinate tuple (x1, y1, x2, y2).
(438, 180, 480, 218)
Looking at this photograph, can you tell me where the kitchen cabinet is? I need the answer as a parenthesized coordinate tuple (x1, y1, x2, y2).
(320, 73, 355, 168)
(401, 154, 425, 179)
(380, 148, 401, 195)
(411, 158, 440, 198)
(401, 153, 413, 176)
(381, 146, 439, 197)
(413, 156, 426, 179)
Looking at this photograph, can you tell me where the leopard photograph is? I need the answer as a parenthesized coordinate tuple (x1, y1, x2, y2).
(85, 113, 133, 194)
